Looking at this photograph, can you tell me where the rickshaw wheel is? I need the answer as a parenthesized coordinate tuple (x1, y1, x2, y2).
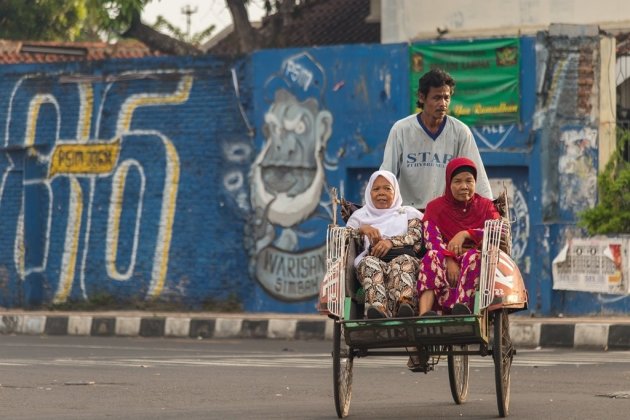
(333, 321, 353, 418)
(493, 309, 513, 417)
(447, 344, 469, 404)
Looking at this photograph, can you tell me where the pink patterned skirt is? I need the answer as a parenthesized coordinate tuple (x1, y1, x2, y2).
(417, 248, 481, 313)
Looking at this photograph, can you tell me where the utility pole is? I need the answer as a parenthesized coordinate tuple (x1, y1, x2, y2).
(181, 4, 198, 39)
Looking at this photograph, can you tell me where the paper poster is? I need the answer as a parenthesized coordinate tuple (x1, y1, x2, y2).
(552, 237, 629, 294)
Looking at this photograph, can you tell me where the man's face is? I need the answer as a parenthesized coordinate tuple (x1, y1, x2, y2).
(418, 85, 452, 121)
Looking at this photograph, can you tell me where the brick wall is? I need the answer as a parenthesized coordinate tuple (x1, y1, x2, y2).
(0, 56, 252, 309)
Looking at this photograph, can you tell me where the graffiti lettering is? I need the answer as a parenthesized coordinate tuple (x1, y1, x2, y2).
(274, 277, 319, 297)
(50, 142, 120, 176)
(263, 249, 325, 279)
(255, 245, 326, 300)
(284, 59, 314, 91)
(2, 73, 192, 305)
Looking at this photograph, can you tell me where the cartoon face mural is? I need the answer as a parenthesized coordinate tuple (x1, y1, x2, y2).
(249, 53, 334, 302)
(252, 90, 332, 227)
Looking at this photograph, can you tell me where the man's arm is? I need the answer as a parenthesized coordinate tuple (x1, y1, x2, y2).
(380, 125, 401, 176)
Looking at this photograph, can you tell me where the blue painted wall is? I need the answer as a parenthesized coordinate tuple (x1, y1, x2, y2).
(245, 45, 409, 312)
(0, 37, 624, 315)
(0, 56, 252, 308)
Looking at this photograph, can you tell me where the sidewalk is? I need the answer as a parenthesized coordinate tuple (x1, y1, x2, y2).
(1, 310, 629, 350)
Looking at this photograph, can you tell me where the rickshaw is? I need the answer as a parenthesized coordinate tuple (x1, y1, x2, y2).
(318, 189, 528, 418)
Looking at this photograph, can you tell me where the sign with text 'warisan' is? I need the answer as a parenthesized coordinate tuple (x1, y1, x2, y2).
(410, 38, 520, 126)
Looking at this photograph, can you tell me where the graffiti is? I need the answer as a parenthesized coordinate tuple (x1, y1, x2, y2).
(558, 127, 597, 212)
(472, 124, 515, 150)
(1, 72, 192, 304)
(49, 141, 120, 175)
(222, 142, 253, 213)
(250, 52, 333, 301)
(489, 178, 529, 264)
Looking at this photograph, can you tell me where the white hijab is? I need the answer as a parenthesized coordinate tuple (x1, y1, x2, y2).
(346, 170, 423, 266)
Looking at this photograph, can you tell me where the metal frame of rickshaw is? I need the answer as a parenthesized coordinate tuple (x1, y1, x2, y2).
(319, 190, 529, 418)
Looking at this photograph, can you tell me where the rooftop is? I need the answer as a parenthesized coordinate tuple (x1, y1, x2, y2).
(0, 39, 162, 65)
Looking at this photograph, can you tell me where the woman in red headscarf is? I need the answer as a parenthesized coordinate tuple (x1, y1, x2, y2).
(417, 157, 500, 316)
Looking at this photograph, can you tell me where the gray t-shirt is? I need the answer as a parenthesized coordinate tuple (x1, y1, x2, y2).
(380, 114, 492, 208)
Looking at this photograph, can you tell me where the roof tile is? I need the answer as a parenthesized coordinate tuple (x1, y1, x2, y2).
(0, 39, 162, 65)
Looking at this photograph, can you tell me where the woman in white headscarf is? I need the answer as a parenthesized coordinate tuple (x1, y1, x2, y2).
(346, 170, 424, 318)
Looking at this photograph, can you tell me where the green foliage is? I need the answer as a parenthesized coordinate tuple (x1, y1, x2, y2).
(1, 0, 213, 45)
(151, 15, 215, 47)
(0, 0, 88, 41)
(578, 128, 630, 234)
(85, 0, 151, 38)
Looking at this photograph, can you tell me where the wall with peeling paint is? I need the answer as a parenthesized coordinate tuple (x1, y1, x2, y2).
(0, 37, 624, 315)
(534, 31, 630, 315)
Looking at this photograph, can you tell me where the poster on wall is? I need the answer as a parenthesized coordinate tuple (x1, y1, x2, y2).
(552, 237, 629, 294)
(409, 38, 520, 126)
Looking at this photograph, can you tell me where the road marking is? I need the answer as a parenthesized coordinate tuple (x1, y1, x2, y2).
(2, 350, 629, 370)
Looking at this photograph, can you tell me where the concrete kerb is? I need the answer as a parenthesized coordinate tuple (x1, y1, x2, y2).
(1, 311, 629, 349)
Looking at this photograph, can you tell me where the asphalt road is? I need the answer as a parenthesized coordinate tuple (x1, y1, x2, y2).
(0, 336, 628, 419)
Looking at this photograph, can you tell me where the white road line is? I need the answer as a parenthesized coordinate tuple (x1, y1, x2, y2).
(2, 350, 630, 369)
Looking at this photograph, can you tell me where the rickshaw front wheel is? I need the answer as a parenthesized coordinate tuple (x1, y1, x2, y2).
(333, 321, 353, 418)
(493, 309, 513, 417)
(448, 344, 470, 404)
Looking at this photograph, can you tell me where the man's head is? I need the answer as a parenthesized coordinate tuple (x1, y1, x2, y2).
(416, 68, 455, 109)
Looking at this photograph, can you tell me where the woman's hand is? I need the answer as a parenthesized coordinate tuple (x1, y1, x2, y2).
(359, 225, 382, 247)
(447, 230, 471, 256)
(370, 238, 393, 259)
(446, 256, 460, 287)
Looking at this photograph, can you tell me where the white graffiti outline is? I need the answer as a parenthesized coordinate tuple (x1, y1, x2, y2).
(472, 124, 515, 150)
(2, 71, 192, 302)
(106, 159, 145, 281)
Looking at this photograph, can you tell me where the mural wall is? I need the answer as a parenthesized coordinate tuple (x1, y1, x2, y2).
(0, 36, 622, 315)
(534, 32, 630, 315)
(245, 46, 409, 312)
(0, 56, 252, 308)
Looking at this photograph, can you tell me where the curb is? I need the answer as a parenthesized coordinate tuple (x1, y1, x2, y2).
(0, 313, 335, 342)
(1, 313, 630, 350)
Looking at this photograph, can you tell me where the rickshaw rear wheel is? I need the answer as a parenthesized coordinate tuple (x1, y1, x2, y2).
(448, 344, 470, 404)
(333, 321, 353, 418)
(493, 309, 513, 417)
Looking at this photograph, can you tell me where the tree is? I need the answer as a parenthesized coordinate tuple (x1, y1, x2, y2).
(578, 128, 630, 235)
(89, 0, 201, 55)
(226, 0, 303, 53)
(226, 0, 260, 53)
(152, 15, 215, 47)
(0, 0, 301, 56)
(0, 0, 87, 41)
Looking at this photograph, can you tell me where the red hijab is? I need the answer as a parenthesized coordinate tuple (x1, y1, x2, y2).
(423, 157, 499, 241)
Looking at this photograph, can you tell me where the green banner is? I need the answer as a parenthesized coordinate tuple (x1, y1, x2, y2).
(410, 38, 520, 126)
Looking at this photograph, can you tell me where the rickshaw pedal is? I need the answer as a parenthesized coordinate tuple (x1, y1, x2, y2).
(408, 365, 433, 373)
